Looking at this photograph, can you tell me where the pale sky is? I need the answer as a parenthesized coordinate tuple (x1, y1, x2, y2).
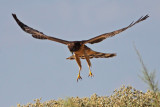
(0, 0, 160, 106)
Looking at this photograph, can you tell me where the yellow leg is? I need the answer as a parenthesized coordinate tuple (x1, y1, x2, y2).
(83, 50, 94, 77)
(74, 54, 82, 82)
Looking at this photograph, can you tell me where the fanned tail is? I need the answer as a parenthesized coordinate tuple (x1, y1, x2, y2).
(67, 52, 116, 60)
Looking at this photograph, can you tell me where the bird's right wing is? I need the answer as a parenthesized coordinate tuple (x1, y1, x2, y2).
(12, 14, 70, 45)
(83, 15, 149, 44)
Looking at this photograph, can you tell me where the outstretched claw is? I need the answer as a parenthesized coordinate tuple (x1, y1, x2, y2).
(77, 74, 82, 82)
(88, 71, 94, 77)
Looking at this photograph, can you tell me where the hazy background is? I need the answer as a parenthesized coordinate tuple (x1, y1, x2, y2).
(0, 0, 160, 106)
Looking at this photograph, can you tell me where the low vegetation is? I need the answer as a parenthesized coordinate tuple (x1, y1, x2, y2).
(17, 85, 160, 107)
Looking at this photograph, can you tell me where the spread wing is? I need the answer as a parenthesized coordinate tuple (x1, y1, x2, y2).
(83, 15, 149, 44)
(12, 14, 70, 45)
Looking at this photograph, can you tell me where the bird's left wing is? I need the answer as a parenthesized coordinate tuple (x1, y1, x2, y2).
(12, 14, 70, 45)
(83, 15, 149, 44)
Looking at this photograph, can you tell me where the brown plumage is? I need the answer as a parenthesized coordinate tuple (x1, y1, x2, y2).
(12, 14, 149, 81)
(67, 45, 116, 60)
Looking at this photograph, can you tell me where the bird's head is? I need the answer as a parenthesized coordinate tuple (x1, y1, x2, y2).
(67, 42, 81, 54)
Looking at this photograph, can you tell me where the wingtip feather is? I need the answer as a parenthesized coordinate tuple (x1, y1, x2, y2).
(12, 13, 17, 18)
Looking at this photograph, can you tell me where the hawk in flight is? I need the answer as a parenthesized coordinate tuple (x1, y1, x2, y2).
(12, 14, 149, 81)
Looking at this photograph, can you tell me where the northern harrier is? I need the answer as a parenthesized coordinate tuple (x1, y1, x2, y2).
(12, 14, 149, 81)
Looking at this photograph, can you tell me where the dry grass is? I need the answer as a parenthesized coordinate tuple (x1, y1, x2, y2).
(17, 85, 160, 107)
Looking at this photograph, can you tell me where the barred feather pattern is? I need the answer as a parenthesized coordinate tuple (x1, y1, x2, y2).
(67, 52, 116, 60)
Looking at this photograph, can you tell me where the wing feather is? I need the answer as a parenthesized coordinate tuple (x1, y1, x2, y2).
(12, 14, 70, 45)
(84, 15, 149, 44)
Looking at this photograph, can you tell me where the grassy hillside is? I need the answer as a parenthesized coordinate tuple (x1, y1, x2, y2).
(17, 85, 160, 107)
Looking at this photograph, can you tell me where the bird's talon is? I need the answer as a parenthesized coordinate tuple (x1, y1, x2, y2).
(77, 74, 82, 82)
(88, 72, 94, 77)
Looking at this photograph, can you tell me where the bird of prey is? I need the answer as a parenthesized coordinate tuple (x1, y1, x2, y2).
(12, 14, 149, 81)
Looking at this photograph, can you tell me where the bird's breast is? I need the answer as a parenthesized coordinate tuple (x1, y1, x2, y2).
(74, 45, 85, 55)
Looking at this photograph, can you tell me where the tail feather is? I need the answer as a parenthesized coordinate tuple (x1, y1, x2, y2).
(67, 52, 116, 60)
